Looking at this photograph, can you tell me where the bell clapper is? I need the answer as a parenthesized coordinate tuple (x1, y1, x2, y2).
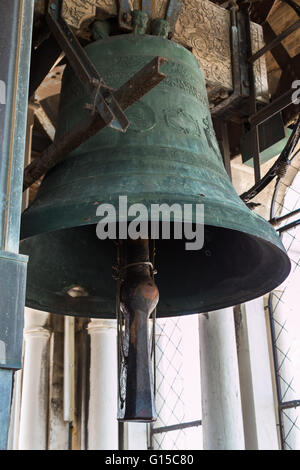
(117, 238, 159, 422)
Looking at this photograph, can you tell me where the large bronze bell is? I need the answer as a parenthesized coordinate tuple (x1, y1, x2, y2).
(20, 28, 290, 421)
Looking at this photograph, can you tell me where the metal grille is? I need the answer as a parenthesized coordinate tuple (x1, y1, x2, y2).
(150, 315, 202, 450)
(269, 152, 300, 450)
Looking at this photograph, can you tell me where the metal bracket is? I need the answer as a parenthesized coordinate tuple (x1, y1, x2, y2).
(47, 0, 129, 132)
(165, 0, 183, 34)
(117, 0, 133, 32)
(210, 2, 250, 117)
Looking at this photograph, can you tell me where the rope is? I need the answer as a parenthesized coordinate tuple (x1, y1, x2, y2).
(113, 261, 157, 281)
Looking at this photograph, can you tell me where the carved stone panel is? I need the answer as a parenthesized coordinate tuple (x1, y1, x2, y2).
(173, 0, 268, 103)
(173, 0, 232, 94)
(62, 0, 118, 29)
(61, 0, 269, 102)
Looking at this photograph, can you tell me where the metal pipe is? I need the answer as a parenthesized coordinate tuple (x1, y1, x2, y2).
(152, 420, 202, 434)
(279, 400, 300, 410)
(270, 208, 300, 226)
(0, 0, 34, 449)
(277, 219, 300, 233)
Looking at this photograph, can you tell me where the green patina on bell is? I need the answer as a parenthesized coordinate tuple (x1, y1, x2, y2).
(20, 33, 290, 318)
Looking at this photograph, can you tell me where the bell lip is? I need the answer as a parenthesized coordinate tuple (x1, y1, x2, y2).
(20, 193, 286, 252)
(21, 31, 291, 318)
(21, 226, 291, 319)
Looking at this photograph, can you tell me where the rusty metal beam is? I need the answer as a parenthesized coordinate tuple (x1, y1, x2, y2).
(47, 0, 129, 133)
(23, 56, 167, 191)
(152, 420, 202, 434)
(249, 19, 300, 64)
(263, 22, 290, 70)
(270, 208, 300, 226)
(277, 219, 300, 233)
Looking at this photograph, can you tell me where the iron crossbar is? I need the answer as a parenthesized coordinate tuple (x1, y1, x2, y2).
(277, 219, 300, 233)
(47, 0, 129, 133)
(151, 420, 202, 435)
(23, 56, 167, 191)
(280, 400, 300, 410)
(270, 208, 300, 226)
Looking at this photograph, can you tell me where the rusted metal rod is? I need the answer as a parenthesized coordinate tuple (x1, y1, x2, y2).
(279, 400, 300, 410)
(277, 219, 300, 233)
(47, 0, 129, 132)
(23, 56, 167, 191)
(270, 208, 300, 226)
(152, 420, 202, 434)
